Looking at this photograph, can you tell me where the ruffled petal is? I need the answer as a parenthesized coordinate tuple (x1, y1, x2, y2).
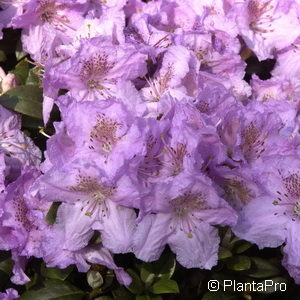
(133, 214, 172, 262)
(168, 222, 219, 269)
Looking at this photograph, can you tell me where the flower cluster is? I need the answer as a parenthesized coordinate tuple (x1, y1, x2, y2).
(1, 0, 300, 291)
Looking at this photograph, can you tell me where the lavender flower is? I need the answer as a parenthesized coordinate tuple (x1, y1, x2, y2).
(46, 37, 147, 101)
(133, 173, 237, 268)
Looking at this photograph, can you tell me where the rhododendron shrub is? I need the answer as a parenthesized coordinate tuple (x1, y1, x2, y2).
(1, 0, 300, 299)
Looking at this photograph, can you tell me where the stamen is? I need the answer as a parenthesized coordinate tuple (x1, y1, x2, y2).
(248, 0, 275, 34)
(273, 172, 300, 220)
(224, 178, 253, 208)
(36, 0, 76, 31)
(241, 121, 267, 161)
(0, 131, 40, 161)
(69, 173, 115, 216)
(80, 53, 114, 90)
(144, 64, 174, 101)
(39, 128, 51, 138)
(89, 113, 123, 154)
(169, 191, 207, 235)
(138, 134, 188, 181)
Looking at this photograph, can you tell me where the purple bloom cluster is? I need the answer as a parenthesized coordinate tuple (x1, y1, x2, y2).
(1, 0, 300, 288)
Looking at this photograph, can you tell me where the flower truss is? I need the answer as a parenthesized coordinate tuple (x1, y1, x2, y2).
(1, 0, 300, 295)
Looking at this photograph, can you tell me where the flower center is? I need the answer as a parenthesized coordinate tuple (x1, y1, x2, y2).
(38, 0, 57, 23)
(170, 191, 206, 217)
(224, 178, 253, 209)
(138, 134, 189, 182)
(241, 121, 266, 162)
(80, 53, 114, 90)
(247, 0, 274, 34)
(89, 113, 123, 155)
(169, 191, 207, 237)
(146, 64, 174, 101)
(69, 174, 115, 216)
(273, 172, 300, 221)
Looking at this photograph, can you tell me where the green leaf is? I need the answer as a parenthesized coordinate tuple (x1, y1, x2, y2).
(0, 85, 43, 119)
(140, 254, 176, 287)
(10, 59, 29, 85)
(228, 237, 240, 248)
(41, 264, 74, 281)
(0, 251, 10, 261)
(112, 286, 133, 300)
(25, 272, 39, 290)
(149, 279, 179, 294)
(234, 241, 253, 254)
(220, 227, 233, 248)
(219, 247, 232, 260)
(22, 115, 43, 129)
(19, 279, 85, 300)
(0, 258, 13, 276)
(26, 67, 42, 86)
(46, 202, 61, 225)
(226, 255, 251, 271)
(140, 264, 155, 285)
(126, 269, 145, 295)
(247, 257, 280, 279)
(15, 51, 27, 62)
(15, 40, 28, 61)
(152, 253, 176, 279)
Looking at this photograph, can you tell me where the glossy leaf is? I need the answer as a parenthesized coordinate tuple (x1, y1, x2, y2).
(0, 85, 42, 119)
(41, 264, 74, 281)
(0, 251, 12, 276)
(26, 67, 42, 86)
(19, 279, 85, 300)
(247, 257, 280, 279)
(10, 58, 29, 85)
(219, 247, 232, 260)
(152, 253, 176, 279)
(226, 256, 251, 271)
(126, 269, 145, 295)
(234, 241, 253, 254)
(220, 227, 233, 247)
(15, 40, 27, 61)
(150, 279, 179, 294)
(112, 286, 133, 300)
(25, 272, 39, 290)
(46, 202, 61, 225)
(140, 263, 155, 285)
(21, 115, 43, 129)
(0, 258, 13, 276)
